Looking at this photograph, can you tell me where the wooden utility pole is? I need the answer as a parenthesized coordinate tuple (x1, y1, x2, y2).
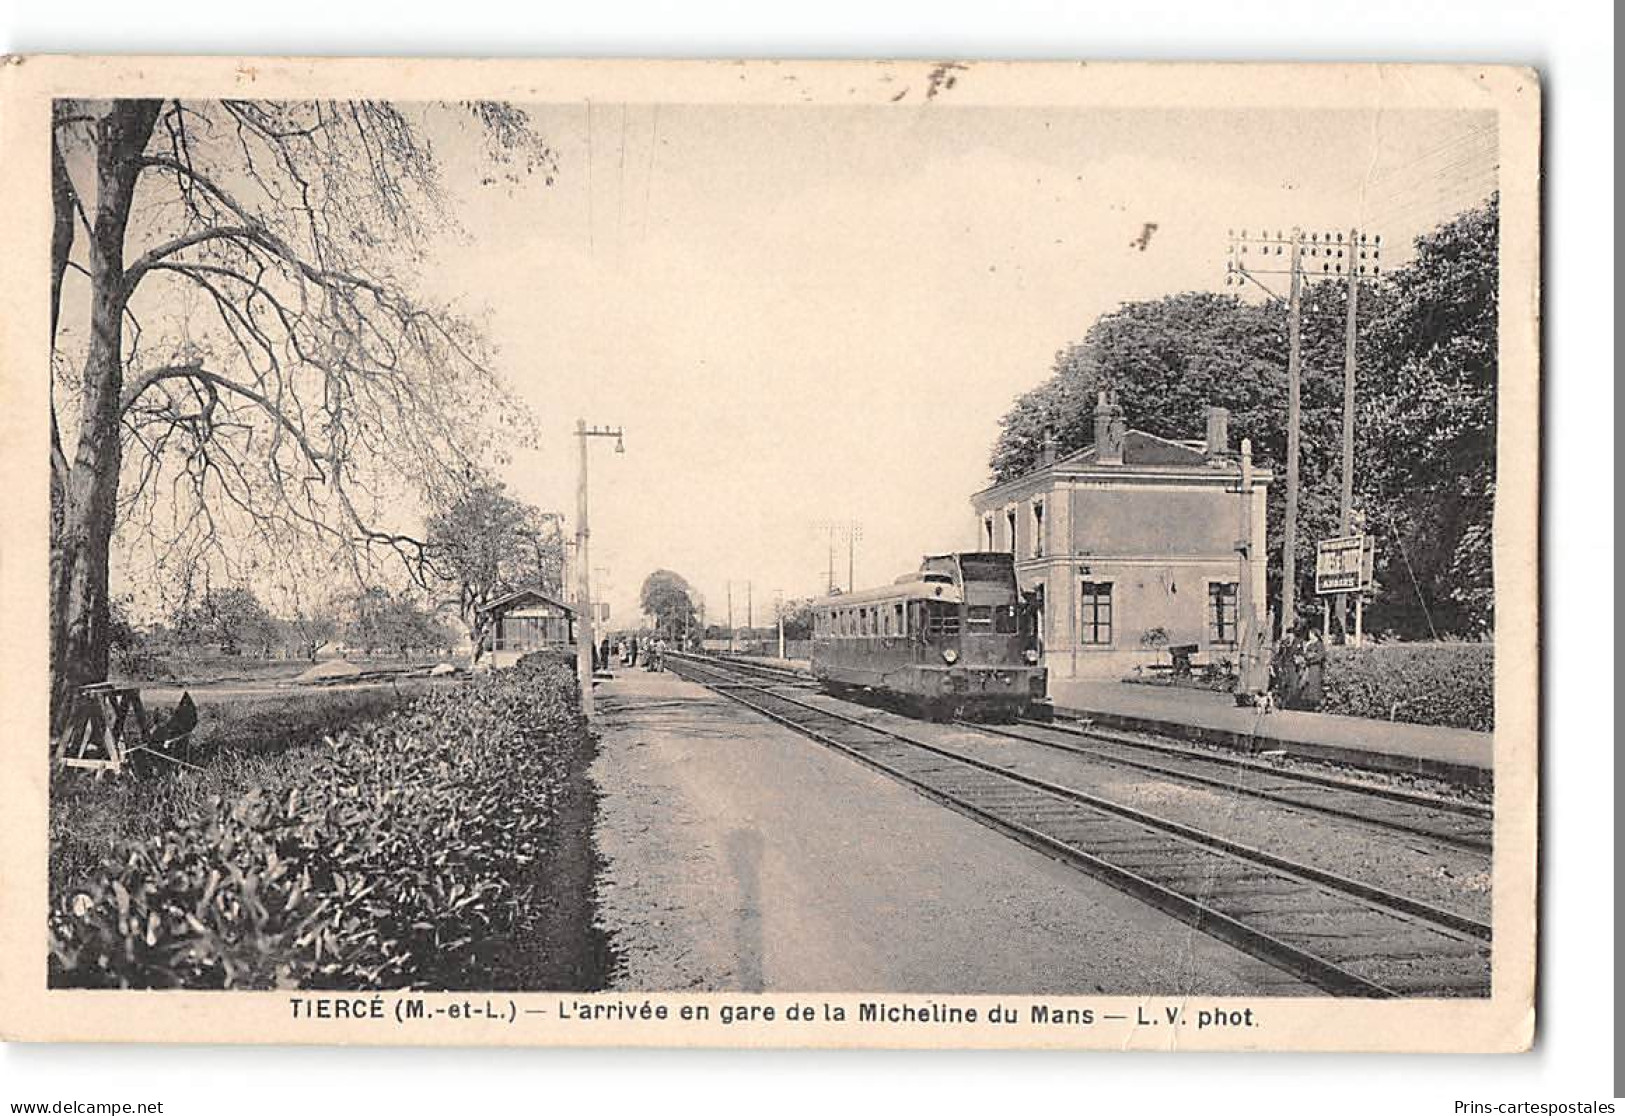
(573, 420, 624, 717)
(726, 580, 735, 652)
(1334, 229, 1381, 640)
(812, 519, 860, 594)
(1281, 229, 1304, 636)
(574, 422, 593, 714)
(1235, 438, 1269, 698)
(847, 523, 862, 592)
(1334, 232, 1358, 638)
(1230, 225, 1381, 641)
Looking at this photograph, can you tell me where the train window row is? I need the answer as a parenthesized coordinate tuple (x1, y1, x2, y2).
(815, 600, 978, 638)
(815, 602, 905, 638)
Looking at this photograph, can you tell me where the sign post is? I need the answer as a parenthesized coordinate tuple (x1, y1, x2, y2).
(1315, 534, 1375, 647)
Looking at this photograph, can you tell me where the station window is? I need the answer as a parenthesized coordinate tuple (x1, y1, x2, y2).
(894, 603, 905, 635)
(983, 515, 995, 550)
(1080, 581, 1113, 646)
(1007, 508, 1019, 557)
(1032, 500, 1045, 558)
(1208, 582, 1239, 646)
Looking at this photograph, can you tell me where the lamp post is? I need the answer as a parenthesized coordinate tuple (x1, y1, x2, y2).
(574, 419, 624, 717)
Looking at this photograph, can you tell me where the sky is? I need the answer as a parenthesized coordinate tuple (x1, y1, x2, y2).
(415, 100, 1497, 627)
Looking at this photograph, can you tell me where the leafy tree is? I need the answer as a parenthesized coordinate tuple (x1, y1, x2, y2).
(171, 586, 277, 657)
(343, 586, 394, 657)
(49, 99, 552, 724)
(343, 586, 453, 658)
(425, 478, 564, 660)
(281, 604, 340, 663)
(639, 570, 698, 639)
(1358, 197, 1499, 636)
(775, 596, 817, 640)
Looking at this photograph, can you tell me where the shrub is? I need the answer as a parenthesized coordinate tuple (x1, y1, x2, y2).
(1321, 642, 1494, 732)
(49, 657, 583, 989)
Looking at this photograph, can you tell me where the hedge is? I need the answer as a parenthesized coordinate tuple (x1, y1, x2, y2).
(1320, 642, 1494, 732)
(49, 655, 582, 990)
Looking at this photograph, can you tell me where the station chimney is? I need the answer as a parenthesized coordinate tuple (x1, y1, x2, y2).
(1039, 427, 1058, 468)
(1094, 390, 1125, 465)
(1206, 406, 1230, 458)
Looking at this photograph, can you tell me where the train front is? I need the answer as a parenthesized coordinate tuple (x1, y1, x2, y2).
(918, 552, 1049, 719)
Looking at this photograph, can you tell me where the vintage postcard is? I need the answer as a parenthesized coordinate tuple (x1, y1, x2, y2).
(0, 56, 1539, 1050)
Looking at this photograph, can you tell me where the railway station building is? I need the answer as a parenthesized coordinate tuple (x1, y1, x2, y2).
(970, 393, 1270, 680)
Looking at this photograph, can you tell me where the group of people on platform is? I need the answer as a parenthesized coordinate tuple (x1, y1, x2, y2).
(593, 634, 670, 674)
(1271, 627, 1326, 711)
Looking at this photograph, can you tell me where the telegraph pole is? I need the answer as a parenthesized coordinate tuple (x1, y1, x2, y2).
(726, 580, 735, 652)
(1335, 229, 1381, 639)
(746, 581, 753, 633)
(1282, 231, 1303, 634)
(812, 520, 861, 594)
(1235, 438, 1269, 699)
(573, 420, 625, 717)
(847, 525, 862, 592)
(1226, 226, 1376, 637)
(775, 589, 786, 660)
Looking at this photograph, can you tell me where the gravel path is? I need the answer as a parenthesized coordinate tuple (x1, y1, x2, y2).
(590, 669, 1311, 996)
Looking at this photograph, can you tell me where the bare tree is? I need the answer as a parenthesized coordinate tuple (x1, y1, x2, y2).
(424, 477, 565, 661)
(49, 98, 552, 723)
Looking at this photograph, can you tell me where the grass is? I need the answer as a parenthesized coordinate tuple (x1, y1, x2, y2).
(49, 679, 450, 904)
(112, 653, 450, 687)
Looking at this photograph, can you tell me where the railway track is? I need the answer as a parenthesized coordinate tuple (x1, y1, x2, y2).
(666, 653, 1490, 998)
(973, 719, 1494, 853)
(677, 652, 1491, 850)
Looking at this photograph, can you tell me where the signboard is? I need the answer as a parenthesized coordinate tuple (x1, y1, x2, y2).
(1315, 534, 1374, 595)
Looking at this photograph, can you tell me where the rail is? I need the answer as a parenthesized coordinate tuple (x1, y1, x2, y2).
(666, 654, 1490, 998)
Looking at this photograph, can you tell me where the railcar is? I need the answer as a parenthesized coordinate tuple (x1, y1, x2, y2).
(810, 551, 1048, 720)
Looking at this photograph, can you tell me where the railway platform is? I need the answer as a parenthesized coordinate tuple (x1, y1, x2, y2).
(1044, 679, 1493, 787)
(727, 653, 1492, 787)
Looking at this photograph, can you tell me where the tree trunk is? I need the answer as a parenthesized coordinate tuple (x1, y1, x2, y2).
(49, 101, 161, 731)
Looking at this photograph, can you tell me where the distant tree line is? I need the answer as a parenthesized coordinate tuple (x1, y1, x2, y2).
(989, 196, 1498, 639)
(110, 584, 459, 672)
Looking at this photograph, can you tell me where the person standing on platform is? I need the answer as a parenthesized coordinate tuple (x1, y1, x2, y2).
(599, 636, 611, 672)
(1273, 629, 1302, 709)
(628, 635, 639, 668)
(1299, 628, 1327, 710)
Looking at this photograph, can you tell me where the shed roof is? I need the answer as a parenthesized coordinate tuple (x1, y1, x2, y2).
(475, 586, 576, 617)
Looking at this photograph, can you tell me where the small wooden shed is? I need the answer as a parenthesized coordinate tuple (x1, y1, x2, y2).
(477, 587, 576, 669)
